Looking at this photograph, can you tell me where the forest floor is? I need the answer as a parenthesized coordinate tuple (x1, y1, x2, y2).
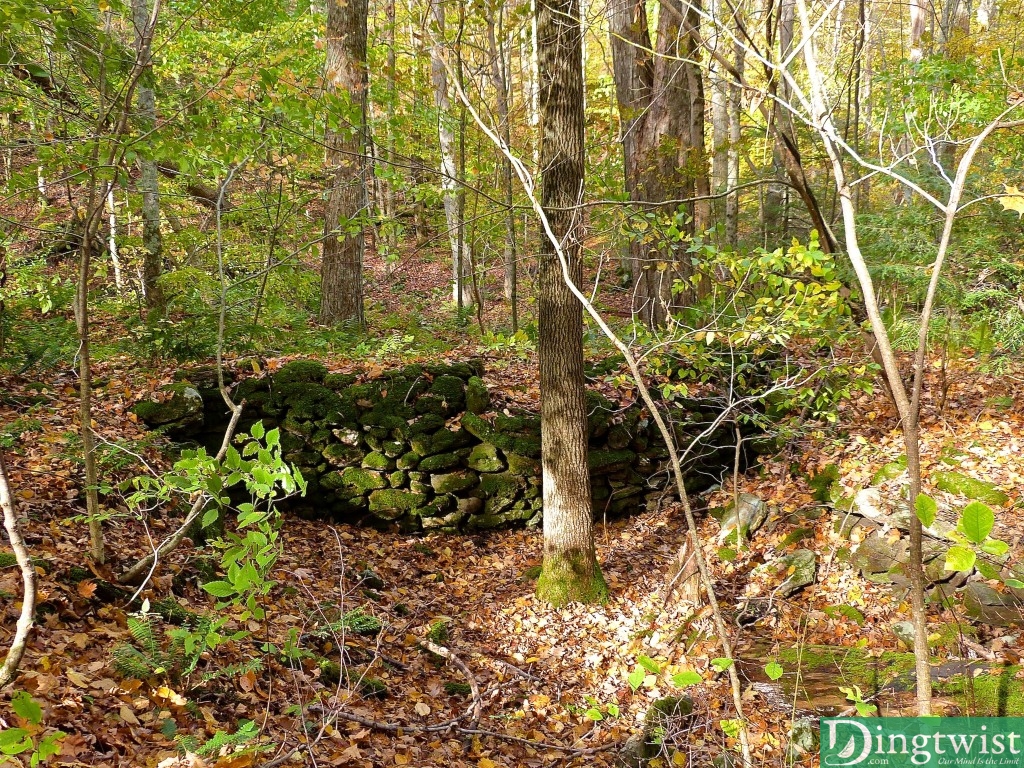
(1, 231, 1023, 767)
(2, 341, 1023, 767)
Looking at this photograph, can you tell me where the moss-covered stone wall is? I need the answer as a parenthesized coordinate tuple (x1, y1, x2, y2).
(134, 360, 752, 532)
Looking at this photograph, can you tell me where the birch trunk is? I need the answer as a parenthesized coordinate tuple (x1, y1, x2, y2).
(429, 0, 473, 307)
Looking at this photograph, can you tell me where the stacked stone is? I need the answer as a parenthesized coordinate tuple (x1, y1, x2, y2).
(134, 359, 750, 532)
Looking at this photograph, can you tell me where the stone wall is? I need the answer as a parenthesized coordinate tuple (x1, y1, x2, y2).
(134, 360, 752, 532)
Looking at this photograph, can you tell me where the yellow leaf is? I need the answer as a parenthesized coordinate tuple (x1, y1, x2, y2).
(479, 759, 498, 768)
(156, 685, 187, 706)
(672, 751, 688, 766)
(65, 668, 89, 687)
(999, 185, 1024, 218)
(394, 754, 411, 765)
(250, 359, 262, 374)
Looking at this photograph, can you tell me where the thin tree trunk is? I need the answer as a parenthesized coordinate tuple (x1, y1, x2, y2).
(535, 0, 606, 607)
(486, 10, 518, 329)
(0, 453, 36, 689)
(105, 186, 124, 291)
(132, 0, 163, 317)
(726, 34, 743, 244)
(429, 0, 473, 306)
(319, 0, 368, 326)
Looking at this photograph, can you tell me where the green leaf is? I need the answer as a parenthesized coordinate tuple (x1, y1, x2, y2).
(584, 707, 603, 721)
(711, 658, 734, 672)
(201, 507, 220, 529)
(0, 727, 31, 755)
(202, 580, 236, 598)
(981, 538, 1009, 557)
(250, 421, 265, 440)
(1004, 578, 1024, 589)
(671, 671, 703, 688)
(719, 719, 742, 738)
(606, 703, 620, 718)
(637, 655, 660, 674)
(944, 546, 977, 572)
(764, 662, 784, 681)
(915, 493, 937, 528)
(961, 501, 994, 544)
(11, 691, 42, 725)
(627, 668, 644, 691)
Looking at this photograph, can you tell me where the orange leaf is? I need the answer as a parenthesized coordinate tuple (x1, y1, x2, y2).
(77, 580, 98, 598)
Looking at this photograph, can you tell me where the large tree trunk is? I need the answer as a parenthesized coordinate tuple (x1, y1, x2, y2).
(132, 0, 163, 317)
(535, 0, 606, 607)
(429, 0, 473, 307)
(319, 0, 368, 326)
(608, 0, 709, 327)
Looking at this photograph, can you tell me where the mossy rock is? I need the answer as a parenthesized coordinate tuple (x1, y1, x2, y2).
(961, 582, 1024, 627)
(273, 382, 343, 421)
(339, 467, 388, 493)
(359, 405, 414, 431)
(281, 415, 314, 438)
(871, 457, 907, 486)
(322, 372, 358, 391)
(322, 444, 366, 467)
(408, 413, 447, 436)
(432, 427, 474, 454)
(425, 361, 480, 380)
(381, 441, 405, 459)
(397, 451, 421, 470)
(585, 390, 615, 438)
(429, 375, 466, 410)
(421, 509, 467, 529)
(467, 443, 504, 472)
(362, 452, 396, 471)
(466, 376, 490, 414)
(274, 360, 328, 386)
(588, 449, 636, 474)
(235, 377, 270, 401)
(418, 452, 461, 472)
(809, 464, 841, 501)
(414, 395, 449, 417)
(503, 451, 540, 475)
(431, 470, 478, 494)
(462, 413, 541, 458)
(368, 489, 430, 519)
(477, 472, 527, 514)
(934, 471, 1009, 506)
(133, 383, 205, 431)
(493, 413, 540, 435)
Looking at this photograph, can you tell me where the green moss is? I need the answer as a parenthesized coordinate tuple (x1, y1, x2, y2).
(493, 413, 540, 435)
(323, 373, 358, 391)
(466, 376, 490, 414)
(535, 550, 609, 607)
(388, 470, 407, 488)
(588, 450, 636, 473)
(274, 360, 328, 386)
(444, 681, 472, 696)
(322, 444, 366, 467)
(429, 375, 466, 409)
(274, 382, 343, 420)
(359, 406, 413, 431)
(362, 452, 395, 471)
(935, 666, 1024, 716)
(430, 470, 478, 494)
(418, 452, 461, 472)
(467, 443, 504, 472)
(871, 457, 908, 485)
(368, 489, 430, 518)
(397, 451, 420, 470)
(504, 451, 540, 475)
(408, 414, 447, 436)
(340, 467, 388, 493)
(809, 463, 841, 501)
(934, 471, 1009, 506)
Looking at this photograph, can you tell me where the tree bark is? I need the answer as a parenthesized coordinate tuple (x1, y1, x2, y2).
(320, 0, 368, 326)
(429, 0, 473, 307)
(486, 8, 519, 330)
(607, 0, 709, 326)
(0, 453, 36, 689)
(535, 0, 606, 607)
(132, 0, 164, 317)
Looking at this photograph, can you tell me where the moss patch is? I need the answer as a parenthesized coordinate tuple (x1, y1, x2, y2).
(274, 360, 328, 386)
(934, 471, 1009, 506)
(535, 550, 608, 607)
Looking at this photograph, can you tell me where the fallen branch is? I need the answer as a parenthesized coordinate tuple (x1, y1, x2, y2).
(0, 452, 37, 689)
(421, 640, 482, 730)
